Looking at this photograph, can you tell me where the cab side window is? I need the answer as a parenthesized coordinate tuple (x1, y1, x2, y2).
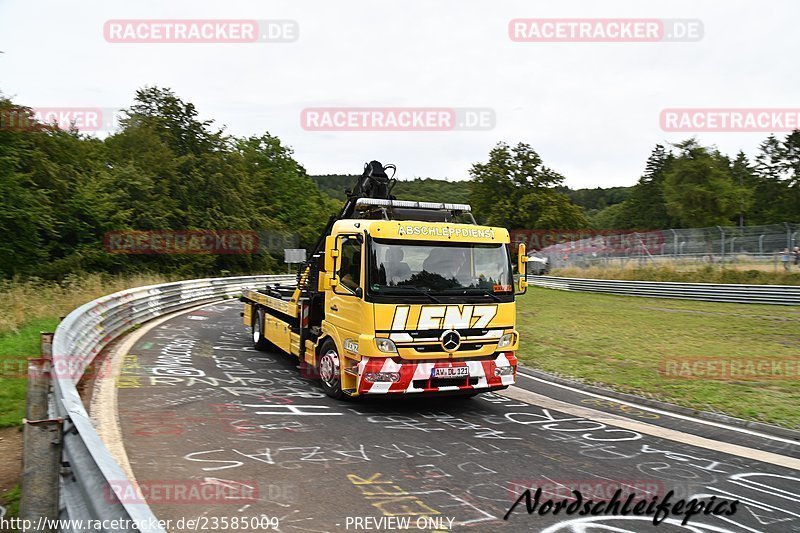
(338, 237, 362, 293)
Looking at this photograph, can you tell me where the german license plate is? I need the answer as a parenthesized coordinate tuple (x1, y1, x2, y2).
(432, 366, 469, 379)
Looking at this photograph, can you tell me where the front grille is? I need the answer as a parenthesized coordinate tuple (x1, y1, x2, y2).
(413, 343, 484, 353)
(391, 355, 497, 364)
(413, 377, 480, 389)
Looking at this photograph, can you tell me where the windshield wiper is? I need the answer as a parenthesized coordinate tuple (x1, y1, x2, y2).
(442, 288, 503, 302)
(392, 286, 443, 303)
(474, 289, 502, 302)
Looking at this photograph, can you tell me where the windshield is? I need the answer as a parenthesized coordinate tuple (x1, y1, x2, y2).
(368, 238, 513, 296)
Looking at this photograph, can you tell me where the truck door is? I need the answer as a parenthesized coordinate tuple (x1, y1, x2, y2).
(327, 234, 365, 336)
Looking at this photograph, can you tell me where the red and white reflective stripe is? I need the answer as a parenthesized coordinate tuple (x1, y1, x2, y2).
(466, 360, 488, 389)
(496, 352, 516, 386)
(356, 353, 517, 394)
(411, 362, 435, 383)
(374, 358, 402, 393)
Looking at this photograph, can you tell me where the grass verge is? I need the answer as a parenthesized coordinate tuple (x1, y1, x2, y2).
(516, 287, 800, 429)
(0, 273, 168, 428)
(3, 485, 21, 517)
(0, 273, 172, 520)
(551, 264, 800, 285)
(0, 319, 60, 428)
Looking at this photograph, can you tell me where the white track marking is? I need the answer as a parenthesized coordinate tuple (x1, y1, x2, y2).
(517, 370, 800, 447)
(91, 302, 219, 481)
(500, 386, 800, 470)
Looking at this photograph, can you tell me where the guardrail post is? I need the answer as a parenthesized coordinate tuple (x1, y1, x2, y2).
(20, 333, 62, 531)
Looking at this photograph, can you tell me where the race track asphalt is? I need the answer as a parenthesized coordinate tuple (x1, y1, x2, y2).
(111, 301, 800, 533)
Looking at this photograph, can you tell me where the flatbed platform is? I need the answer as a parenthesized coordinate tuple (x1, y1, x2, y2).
(241, 287, 298, 317)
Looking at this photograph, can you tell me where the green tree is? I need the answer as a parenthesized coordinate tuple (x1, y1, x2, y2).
(121, 86, 222, 157)
(777, 131, 800, 220)
(783, 130, 800, 185)
(662, 140, 750, 227)
(559, 186, 630, 211)
(1, 87, 339, 278)
(468, 142, 587, 229)
(730, 151, 755, 226)
(747, 133, 800, 224)
(589, 203, 626, 229)
(615, 144, 676, 229)
(754, 135, 786, 181)
(0, 100, 56, 275)
(237, 133, 336, 248)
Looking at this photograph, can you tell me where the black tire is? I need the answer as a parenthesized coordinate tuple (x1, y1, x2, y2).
(317, 339, 344, 400)
(252, 308, 271, 351)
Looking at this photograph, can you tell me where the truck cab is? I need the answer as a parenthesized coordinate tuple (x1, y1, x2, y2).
(241, 162, 527, 399)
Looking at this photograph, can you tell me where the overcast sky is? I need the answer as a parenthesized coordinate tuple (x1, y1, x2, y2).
(1, 0, 798, 188)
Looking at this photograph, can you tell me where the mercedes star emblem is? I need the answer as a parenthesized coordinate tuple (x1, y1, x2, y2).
(440, 329, 462, 353)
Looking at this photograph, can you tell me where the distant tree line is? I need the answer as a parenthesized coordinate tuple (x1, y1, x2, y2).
(0, 87, 338, 279)
(590, 135, 800, 230)
(316, 133, 800, 233)
(3, 85, 798, 280)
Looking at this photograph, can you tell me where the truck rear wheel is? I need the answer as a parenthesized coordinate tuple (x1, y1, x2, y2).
(318, 339, 344, 399)
(252, 308, 271, 351)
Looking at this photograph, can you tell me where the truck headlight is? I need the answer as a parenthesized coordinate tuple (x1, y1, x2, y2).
(365, 372, 401, 383)
(498, 333, 515, 349)
(494, 365, 514, 376)
(376, 338, 397, 353)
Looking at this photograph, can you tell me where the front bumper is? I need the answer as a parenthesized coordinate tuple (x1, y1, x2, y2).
(353, 352, 517, 395)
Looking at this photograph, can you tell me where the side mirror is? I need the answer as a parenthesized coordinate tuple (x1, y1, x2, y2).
(517, 276, 528, 294)
(516, 243, 528, 295)
(324, 236, 338, 272)
(517, 243, 528, 274)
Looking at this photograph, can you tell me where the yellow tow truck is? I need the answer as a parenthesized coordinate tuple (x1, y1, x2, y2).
(241, 161, 528, 399)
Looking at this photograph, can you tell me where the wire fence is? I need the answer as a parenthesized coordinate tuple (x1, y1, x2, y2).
(512, 223, 800, 270)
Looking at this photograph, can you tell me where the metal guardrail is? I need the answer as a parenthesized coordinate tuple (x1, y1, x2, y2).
(527, 275, 800, 305)
(50, 274, 295, 532)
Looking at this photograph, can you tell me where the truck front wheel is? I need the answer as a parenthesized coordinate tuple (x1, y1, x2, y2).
(252, 308, 271, 351)
(318, 340, 344, 399)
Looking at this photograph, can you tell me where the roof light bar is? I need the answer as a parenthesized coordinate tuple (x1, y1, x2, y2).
(355, 198, 471, 212)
